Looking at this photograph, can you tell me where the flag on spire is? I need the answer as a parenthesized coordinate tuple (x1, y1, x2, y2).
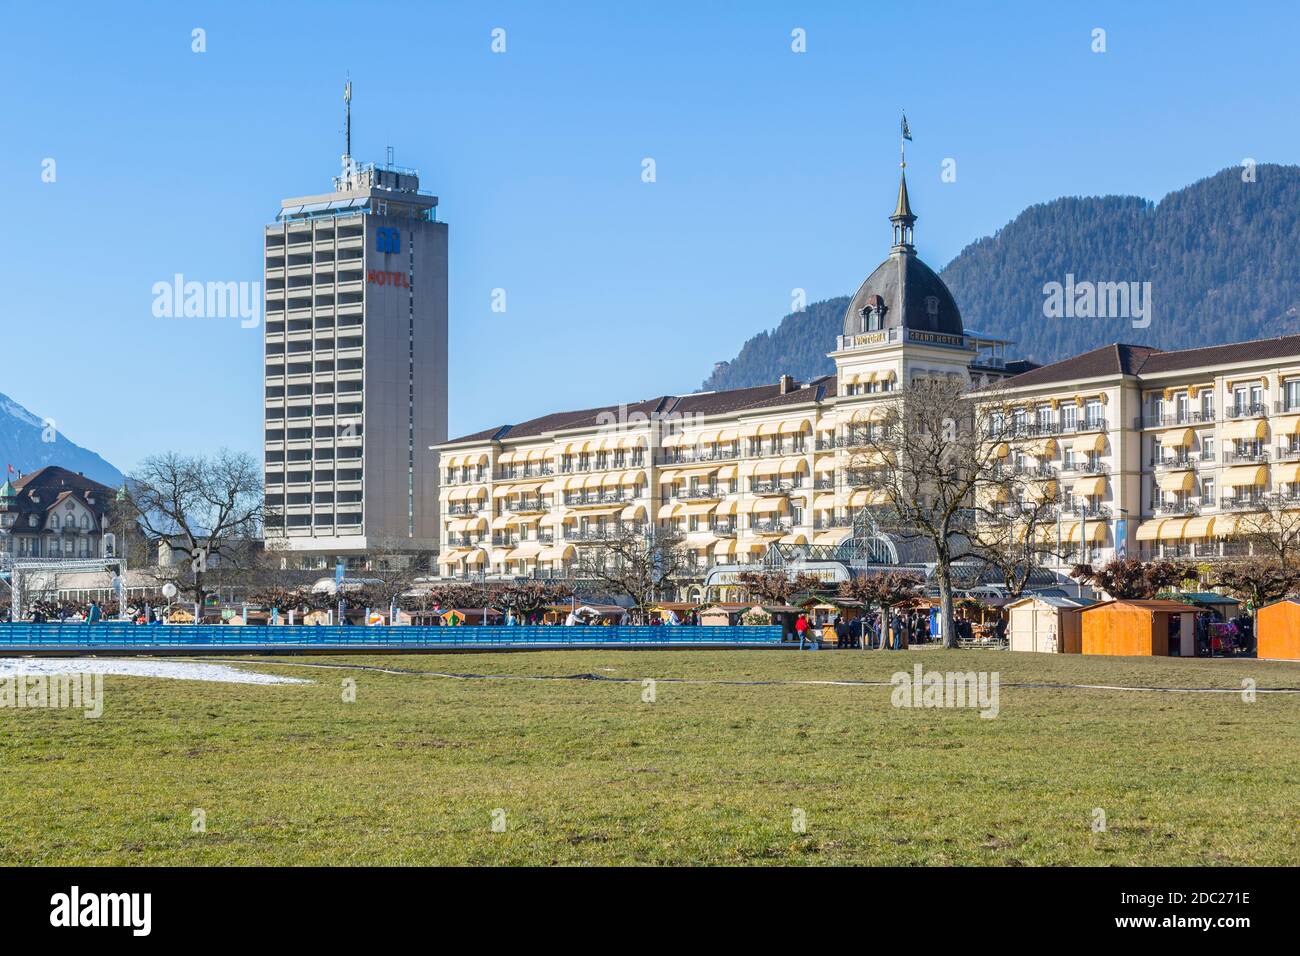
(900, 112, 912, 141)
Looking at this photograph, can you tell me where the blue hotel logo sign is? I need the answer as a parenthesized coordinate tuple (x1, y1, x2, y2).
(376, 227, 401, 254)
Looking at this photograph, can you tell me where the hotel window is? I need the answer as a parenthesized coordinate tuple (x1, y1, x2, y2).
(1201, 477, 1214, 505)
(1176, 393, 1189, 421)
(1251, 384, 1264, 408)
(1201, 437, 1215, 461)
(1062, 443, 1075, 470)
(1201, 391, 1215, 421)
(1084, 400, 1103, 427)
(1233, 387, 1247, 414)
(1286, 379, 1300, 412)
(1061, 404, 1078, 431)
(1037, 406, 1053, 432)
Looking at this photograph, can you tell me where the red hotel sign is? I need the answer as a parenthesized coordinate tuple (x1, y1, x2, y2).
(367, 270, 410, 287)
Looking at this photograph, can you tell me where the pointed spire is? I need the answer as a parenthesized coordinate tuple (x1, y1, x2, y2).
(893, 170, 915, 223)
(890, 170, 916, 251)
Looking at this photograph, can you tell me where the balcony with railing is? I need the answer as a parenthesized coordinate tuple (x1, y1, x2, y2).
(564, 491, 638, 507)
(1136, 409, 1215, 429)
(813, 515, 853, 530)
(1225, 402, 1269, 420)
(662, 448, 739, 465)
(749, 518, 794, 535)
(1151, 455, 1196, 471)
(1276, 444, 1300, 462)
(495, 465, 554, 480)
(675, 486, 724, 502)
(1153, 500, 1200, 516)
(1220, 495, 1266, 512)
(1222, 448, 1270, 465)
(749, 479, 802, 495)
(1059, 502, 1111, 519)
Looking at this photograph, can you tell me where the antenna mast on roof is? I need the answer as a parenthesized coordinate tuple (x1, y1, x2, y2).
(342, 74, 353, 180)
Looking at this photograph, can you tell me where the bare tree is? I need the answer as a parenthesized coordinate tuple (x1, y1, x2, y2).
(736, 570, 825, 605)
(489, 581, 575, 623)
(966, 498, 1062, 601)
(1212, 557, 1300, 639)
(838, 570, 924, 648)
(573, 528, 691, 619)
(1070, 557, 1197, 599)
(1229, 500, 1300, 565)
(843, 379, 1040, 648)
(121, 449, 267, 608)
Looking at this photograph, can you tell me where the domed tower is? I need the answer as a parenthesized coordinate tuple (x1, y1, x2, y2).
(830, 131, 992, 396)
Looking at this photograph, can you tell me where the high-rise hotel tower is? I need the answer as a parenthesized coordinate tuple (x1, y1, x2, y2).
(263, 83, 447, 564)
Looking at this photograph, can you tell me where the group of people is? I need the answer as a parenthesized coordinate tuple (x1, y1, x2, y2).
(794, 609, 932, 649)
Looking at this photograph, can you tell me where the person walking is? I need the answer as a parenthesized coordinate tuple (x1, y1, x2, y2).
(794, 613, 810, 648)
(87, 600, 102, 624)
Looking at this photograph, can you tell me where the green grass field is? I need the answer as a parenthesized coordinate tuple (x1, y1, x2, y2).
(2, 648, 1298, 865)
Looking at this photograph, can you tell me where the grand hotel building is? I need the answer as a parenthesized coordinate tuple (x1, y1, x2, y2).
(434, 171, 1300, 594)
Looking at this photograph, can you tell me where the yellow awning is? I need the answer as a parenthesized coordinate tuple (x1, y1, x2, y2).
(507, 542, 544, 560)
(1222, 419, 1268, 441)
(540, 511, 570, 528)
(814, 531, 848, 546)
(713, 539, 738, 556)
(1274, 462, 1300, 484)
(675, 465, 720, 479)
(1273, 415, 1300, 436)
(1159, 428, 1194, 448)
(1135, 519, 1165, 542)
(1071, 432, 1110, 453)
(779, 419, 810, 435)
(716, 464, 737, 480)
(813, 494, 837, 510)
(1058, 521, 1106, 543)
(847, 488, 886, 507)
(1072, 474, 1108, 497)
(1156, 470, 1195, 493)
(438, 549, 465, 565)
(1223, 464, 1267, 487)
(657, 502, 681, 520)
(752, 498, 788, 514)
(1213, 514, 1241, 537)
(716, 428, 738, 443)
(681, 502, 717, 516)
(620, 504, 647, 521)
(1156, 518, 1188, 542)
(1182, 516, 1216, 539)
(715, 500, 740, 517)
(779, 533, 809, 545)
(658, 470, 679, 484)
(778, 458, 807, 475)
(754, 460, 781, 477)
(814, 457, 836, 473)
(539, 544, 576, 562)
(490, 514, 513, 530)
(1023, 437, 1058, 458)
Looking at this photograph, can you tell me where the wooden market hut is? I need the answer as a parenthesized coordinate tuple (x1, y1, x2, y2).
(1006, 595, 1097, 653)
(699, 602, 751, 626)
(1079, 599, 1201, 657)
(1257, 598, 1300, 660)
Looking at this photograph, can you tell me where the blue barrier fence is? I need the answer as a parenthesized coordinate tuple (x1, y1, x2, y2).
(0, 623, 785, 649)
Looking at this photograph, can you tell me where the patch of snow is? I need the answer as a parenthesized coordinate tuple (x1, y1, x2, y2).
(0, 658, 310, 685)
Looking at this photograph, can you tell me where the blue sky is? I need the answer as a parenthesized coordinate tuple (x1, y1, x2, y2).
(3, 0, 1300, 472)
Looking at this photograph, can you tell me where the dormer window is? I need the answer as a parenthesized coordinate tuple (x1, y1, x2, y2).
(925, 296, 940, 319)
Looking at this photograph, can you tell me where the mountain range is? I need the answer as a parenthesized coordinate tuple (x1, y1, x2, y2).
(702, 164, 1300, 391)
(0, 392, 124, 489)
